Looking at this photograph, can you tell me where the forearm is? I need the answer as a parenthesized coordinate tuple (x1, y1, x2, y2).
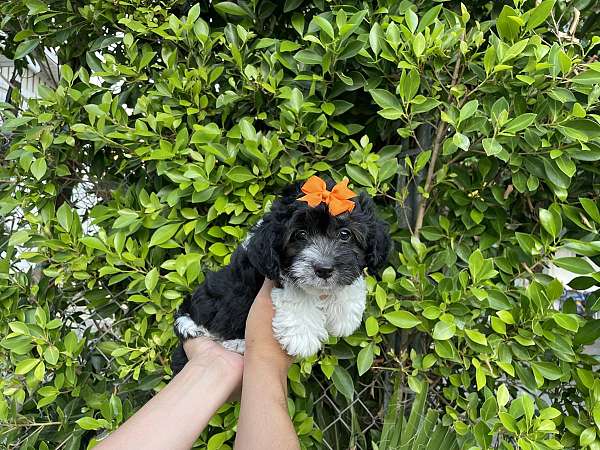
(235, 356, 300, 450)
(96, 362, 236, 450)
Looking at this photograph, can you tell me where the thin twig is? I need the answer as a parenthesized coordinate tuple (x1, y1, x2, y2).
(413, 33, 464, 236)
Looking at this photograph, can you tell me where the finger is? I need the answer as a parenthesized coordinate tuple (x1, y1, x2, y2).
(182, 336, 210, 354)
(256, 278, 274, 299)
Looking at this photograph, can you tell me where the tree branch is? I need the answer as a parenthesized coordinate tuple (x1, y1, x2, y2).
(413, 34, 464, 236)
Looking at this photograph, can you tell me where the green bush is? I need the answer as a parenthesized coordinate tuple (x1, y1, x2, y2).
(1, 0, 600, 449)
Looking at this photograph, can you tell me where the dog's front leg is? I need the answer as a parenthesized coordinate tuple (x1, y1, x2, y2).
(323, 277, 366, 337)
(271, 287, 328, 358)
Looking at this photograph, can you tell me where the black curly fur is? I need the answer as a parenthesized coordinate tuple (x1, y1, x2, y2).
(171, 181, 391, 374)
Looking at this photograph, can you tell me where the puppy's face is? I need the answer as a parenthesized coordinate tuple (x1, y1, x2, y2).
(279, 207, 368, 292)
(245, 181, 391, 287)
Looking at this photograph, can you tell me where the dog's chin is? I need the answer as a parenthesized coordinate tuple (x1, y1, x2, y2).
(298, 281, 337, 295)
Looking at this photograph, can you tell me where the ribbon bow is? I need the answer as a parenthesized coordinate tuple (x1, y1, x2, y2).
(298, 176, 356, 216)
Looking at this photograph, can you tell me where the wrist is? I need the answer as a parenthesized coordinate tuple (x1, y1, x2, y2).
(182, 358, 240, 390)
(244, 350, 291, 377)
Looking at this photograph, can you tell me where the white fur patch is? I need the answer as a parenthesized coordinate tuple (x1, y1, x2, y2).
(176, 316, 246, 354)
(222, 339, 246, 354)
(272, 276, 366, 358)
(322, 277, 366, 337)
(241, 219, 262, 249)
(272, 286, 329, 358)
(175, 315, 209, 339)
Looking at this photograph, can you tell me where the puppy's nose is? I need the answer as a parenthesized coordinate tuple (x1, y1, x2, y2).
(313, 264, 334, 279)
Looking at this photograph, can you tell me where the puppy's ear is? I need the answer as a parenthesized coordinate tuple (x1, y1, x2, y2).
(246, 190, 297, 280)
(245, 216, 282, 280)
(356, 193, 392, 275)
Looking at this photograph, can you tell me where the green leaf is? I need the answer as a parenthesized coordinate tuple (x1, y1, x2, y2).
(209, 242, 229, 257)
(553, 257, 594, 274)
(14, 39, 39, 59)
(30, 157, 47, 180)
(503, 113, 537, 134)
(532, 361, 562, 380)
(539, 407, 561, 420)
(76, 417, 102, 430)
(497, 383, 510, 407)
(465, 329, 488, 346)
(526, 0, 556, 31)
(15, 358, 39, 375)
(345, 164, 372, 187)
(190, 123, 220, 143)
(43, 346, 60, 365)
(399, 70, 420, 102)
(432, 321, 456, 340)
(369, 89, 401, 109)
(226, 166, 255, 183)
(553, 313, 579, 332)
(25, 0, 48, 14)
(283, 0, 303, 12)
(452, 132, 470, 151)
(502, 39, 529, 62)
(369, 23, 383, 55)
(481, 396, 498, 421)
(539, 208, 560, 239)
(208, 431, 232, 450)
(459, 100, 478, 123)
(417, 5, 442, 33)
(80, 236, 108, 252)
(214, 1, 246, 16)
(497, 6, 521, 41)
(357, 344, 374, 376)
(149, 223, 181, 247)
(145, 268, 159, 292)
(574, 320, 600, 346)
(384, 310, 421, 329)
(580, 428, 596, 447)
(8, 230, 31, 247)
(294, 49, 322, 65)
(499, 412, 518, 433)
(331, 366, 354, 400)
(484, 46, 496, 75)
(365, 316, 379, 336)
(411, 98, 440, 114)
(288, 88, 303, 114)
(56, 202, 73, 232)
(580, 198, 600, 223)
(476, 366, 486, 390)
(314, 16, 334, 39)
(412, 33, 426, 58)
(482, 138, 503, 156)
(468, 249, 484, 282)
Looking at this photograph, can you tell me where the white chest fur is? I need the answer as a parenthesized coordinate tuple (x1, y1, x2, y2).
(271, 276, 366, 358)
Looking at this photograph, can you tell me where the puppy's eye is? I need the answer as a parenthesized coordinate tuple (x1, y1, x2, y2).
(338, 229, 352, 241)
(294, 230, 308, 240)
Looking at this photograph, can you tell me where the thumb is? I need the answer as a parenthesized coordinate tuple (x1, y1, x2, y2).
(256, 278, 274, 300)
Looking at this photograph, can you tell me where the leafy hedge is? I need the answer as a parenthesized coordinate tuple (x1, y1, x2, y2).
(1, 0, 600, 449)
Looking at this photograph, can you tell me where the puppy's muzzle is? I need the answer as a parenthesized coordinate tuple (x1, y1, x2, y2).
(313, 264, 334, 279)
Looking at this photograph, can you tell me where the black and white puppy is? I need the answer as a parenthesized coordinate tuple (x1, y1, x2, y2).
(171, 179, 391, 373)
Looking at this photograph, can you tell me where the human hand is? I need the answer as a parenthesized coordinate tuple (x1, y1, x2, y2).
(244, 279, 292, 372)
(183, 337, 243, 401)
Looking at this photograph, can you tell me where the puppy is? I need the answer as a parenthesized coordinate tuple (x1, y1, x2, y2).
(171, 177, 391, 373)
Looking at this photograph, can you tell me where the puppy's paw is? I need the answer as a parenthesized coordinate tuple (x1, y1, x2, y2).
(274, 329, 324, 359)
(175, 315, 209, 339)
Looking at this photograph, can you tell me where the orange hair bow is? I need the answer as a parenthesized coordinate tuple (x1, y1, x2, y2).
(298, 176, 357, 216)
